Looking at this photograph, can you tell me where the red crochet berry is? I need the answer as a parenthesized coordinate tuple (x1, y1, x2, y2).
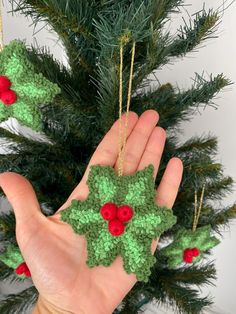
(1, 89, 17, 105)
(15, 262, 31, 277)
(0, 75, 11, 92)
(15, 262, 26, 275)
(108, 219, 125, 236)
(117, 205, 134, 222)
(100, 202, 118, 221)
(24, 268, 31, 277)
(184, 255, 193, 263)
(183, 248, 193, 263)
(191, 247, 200, 257)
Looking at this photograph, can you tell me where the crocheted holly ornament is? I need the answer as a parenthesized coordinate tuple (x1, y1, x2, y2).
(61, 164, 177, 282)
(0, 40, 61, 131)
(0, 245, 31, 279)
(162, 225, 220, 268)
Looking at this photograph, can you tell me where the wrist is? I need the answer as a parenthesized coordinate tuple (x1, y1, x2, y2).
(32, 295, 111, 314)
(33, 296, 75, 314)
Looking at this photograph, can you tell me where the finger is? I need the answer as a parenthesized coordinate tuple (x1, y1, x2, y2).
(151, 158, 183, 253)
(86, 111, 138, 171)
(137, 126, 166, 178)
(57, 112, 138, 211)
(114, 110, 159, 175)
(0, 172, 42, 225)
(156, 157, 183, 208)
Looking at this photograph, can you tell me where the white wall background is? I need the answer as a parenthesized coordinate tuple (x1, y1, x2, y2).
(1, 1, 236, 313)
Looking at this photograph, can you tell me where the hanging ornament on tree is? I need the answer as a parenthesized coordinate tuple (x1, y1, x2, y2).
(0, 245, 31, 279)
(61, 38, 177, 282)
(162, 185, 220, 268)
(0, 40, 61, 132)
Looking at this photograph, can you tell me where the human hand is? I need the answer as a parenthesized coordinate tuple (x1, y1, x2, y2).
(0, 110, 183, 314)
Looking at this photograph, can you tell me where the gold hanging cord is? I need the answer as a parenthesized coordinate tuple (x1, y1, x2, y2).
(0, 0, 4, 51)
(192, 184, 206, 232)
(118, 41, 136, 177)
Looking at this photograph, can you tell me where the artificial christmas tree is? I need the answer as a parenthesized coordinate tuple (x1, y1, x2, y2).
(0, 1, 235, 314)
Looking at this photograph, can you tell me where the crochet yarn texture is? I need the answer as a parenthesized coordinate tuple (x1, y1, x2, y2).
(0, 40, 60, 131)
(162, 225, 220, 268)
(61, 164, 177, 282)
(0, 245, 30, 279)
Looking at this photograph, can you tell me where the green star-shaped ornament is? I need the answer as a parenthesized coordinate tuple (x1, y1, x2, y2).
(61, 164, 177, 282)
(0, 245, 30, 279)
(0, 40, 61, 131)
(162, 226, 220, 268)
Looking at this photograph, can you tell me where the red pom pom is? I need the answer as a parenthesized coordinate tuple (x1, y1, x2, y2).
(1, 89, 17, 105)
(117, 205, 134, 222)
(191, 247, 200, 257)
(183, 249, 193, 263)
(108, 219, 125, 236)
(184, 254, 193, 263)
(24, 268, 31, 277)
(0, 75, 11, 92)
(15, 262, 31, 277)
(100, 203, 118, 221)
(15, 262, 28, 275)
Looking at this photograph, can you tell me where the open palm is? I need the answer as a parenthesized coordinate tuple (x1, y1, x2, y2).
(0, 110, 183, 314)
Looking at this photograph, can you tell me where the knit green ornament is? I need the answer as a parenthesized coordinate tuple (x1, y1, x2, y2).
(61, 164, 177, 282)
(162, 225, 220, 268)
(0, 245, 30, 279)
(0, 40, 61, 131)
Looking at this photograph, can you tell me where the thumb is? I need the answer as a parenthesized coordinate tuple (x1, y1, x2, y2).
(0, 172, 42, 224)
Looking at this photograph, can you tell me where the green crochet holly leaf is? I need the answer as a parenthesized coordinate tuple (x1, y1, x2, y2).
(61, 164, 177, 282)
(0, 245, 26, 279)
(162, 226, 220, 269)
(0, 40, 61, 131)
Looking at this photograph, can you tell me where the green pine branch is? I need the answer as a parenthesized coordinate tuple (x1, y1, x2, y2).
(93, 1, 159, 131)
(0, 154, 21, 174)
(165, 262, 217, 286)
(175, 73, 230, 115)
(132, 73, 230, 129)
(40, 95, 99, 146)
(159, 281, 213, 314)
(132, 83, 176, 122)
(149, 0, 183, 26)
(117, 280, 149, 314)
(134, 8, 220, 87)
(0, 286, 38, 314)
(204, 204, 236, 231)
(11, 0, 92, 38)
(203, 177, 233, 200)
(0, 261, 25, 284)
(184, 159, 222, 181)
(177, 136, 218, 155)
(119, 260, 216, 314)
(175, 175, 233, 215)
(168, 9, 220, 57)
(0, 211, 16, 243)
(175, 136, 233, 200)
(0, 261, 29, 284)
(0, 126, 43, 154)
(0, 146, 81, 211)
(148, 262, 215, 314)
(10, 0, 95, 74)
(0, 261, 13, 281)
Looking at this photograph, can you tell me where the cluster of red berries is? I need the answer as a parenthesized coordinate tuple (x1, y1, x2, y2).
(183, 247, 200, 263)
(0, 75, 17, 105)
(100, 202, 134, 236)
(15, 262, 31, 277)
